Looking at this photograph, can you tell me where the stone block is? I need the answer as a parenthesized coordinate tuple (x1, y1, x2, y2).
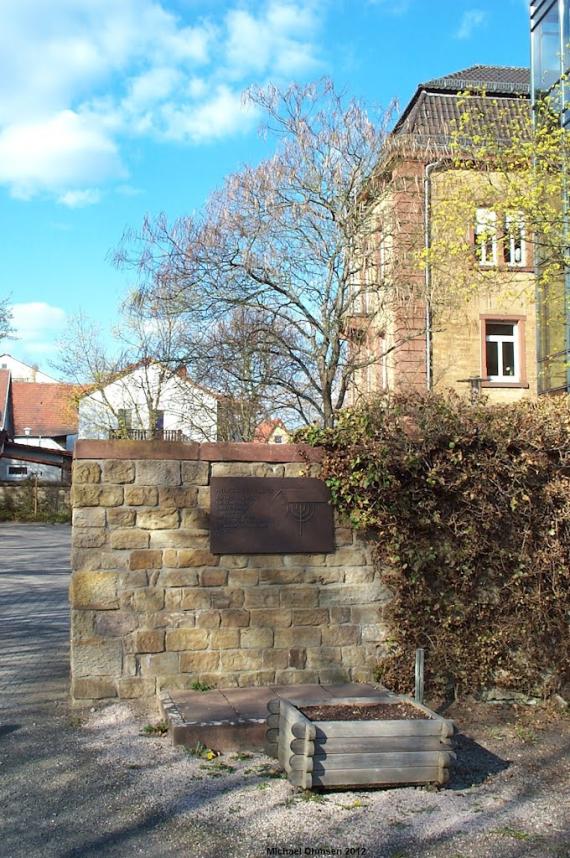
(100, 551, 131, 571)
(149, 532, 211, 551)
(249, 555, 286, 569)
(344, 568, 376, 584)
(199, 569, 227, 587)
(139, 652, 180, 676)
(291, 609, 329, 626)
(274, 669, 319, 685)
(118, 678, 156, 699)
(107, 508, 136, 528)
(319, 583, 390, 607)
(73, 639, 123, 676)
(181, 589, 211, 610)
(137, 509, 180, 530)
(210, 589, 244, 609)
(182, 461, 210, 485)
(281, 463, 308, 478)
(73, 461, 101, 484)
(73, 484, 122, 507)
(74, 527, 107, 549)
(326, 548, 367, 567)
(252, 464, 285, 478)
(133, 588, 165, 612)
(306, 646, 342, 668)
(240, 627, 273, 648)
(303, 568, 344, 585)
(258, 569, 304, 585)
(110, 529, 149, 550)
(157, 569, 198, 587)
(322, 625, 360, 646)
(195, 610, 221, 629)
(274, 627, 321, 648)
(249, 609, 292, 628)
(132, 629, 165, 653)
(237, 670, 276, 687)
(361, 624, 387, 643)
(351, 605, 383, 624)
(220, 649, 263, 670)
(179, 651, 220, 672)
(288, 648, 306, 669)
(352, 667, 375, 683)
(94, 611, 137, 637)
(279, 587, 318, 608)
(72, 678, 117, 699)
(164, 589, 182, 610)
(197, 487, 210, 511)
(118, 570, 148, 590)
(103, 460, 135, 484)
(219, 555, 248, 569)
(330, 606, 352, 624)
(70, 571, 119, 609)
(243, 588, 280, 609)
(125, 486, 158, 506)
(209, 629, 240, 648)
(263, 649, 289, 669)
(227, 569, 258, 587)
(180, 508, 209, 531)
(129, 549, 163, 571)
(318, 667, 351, 684)
(211, 463, 256, 477)
(220, 610, 250, 628)
(341, 645, 367, 667)
(73, 508, 106, 528)
(283, 554, 326, 568)
(166, 628, 209, 651)
(158, 487, 198, 510)
(71, 609, 95, 641)
(136, 460, 181, 486)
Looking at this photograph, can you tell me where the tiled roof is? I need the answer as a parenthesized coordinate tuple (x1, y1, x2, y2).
(393, 65, 530, 144)
(0, 369, 10, 432)
(423, 65, 530, 94)
(11, 382, 79, 437)
(254, 418, 287, 442)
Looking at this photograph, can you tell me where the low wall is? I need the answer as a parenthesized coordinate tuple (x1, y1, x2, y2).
(0, 481, 71, 519)
(70, 441, 390, 703)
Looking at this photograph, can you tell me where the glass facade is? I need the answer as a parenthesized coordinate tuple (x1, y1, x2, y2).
(531, 0, 570, 393)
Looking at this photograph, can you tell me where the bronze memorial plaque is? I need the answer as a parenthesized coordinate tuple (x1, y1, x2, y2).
(210, 477, 334, 554)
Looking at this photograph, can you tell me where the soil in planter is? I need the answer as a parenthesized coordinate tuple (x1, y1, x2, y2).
(299, 702, 431, 721)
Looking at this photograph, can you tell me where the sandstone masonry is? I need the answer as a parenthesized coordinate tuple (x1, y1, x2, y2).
(70, 441, 390, 703)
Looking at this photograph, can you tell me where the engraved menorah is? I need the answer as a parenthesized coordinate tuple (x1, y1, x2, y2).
(287, 501, 315, 536)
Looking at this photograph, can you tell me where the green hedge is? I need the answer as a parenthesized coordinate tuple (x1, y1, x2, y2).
(299, 393, 570, 700)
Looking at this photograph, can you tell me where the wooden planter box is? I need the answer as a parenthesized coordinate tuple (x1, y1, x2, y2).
(265, 696, 455, 790)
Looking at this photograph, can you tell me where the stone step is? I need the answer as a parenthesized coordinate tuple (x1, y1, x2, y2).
(159, 683, 384, 752)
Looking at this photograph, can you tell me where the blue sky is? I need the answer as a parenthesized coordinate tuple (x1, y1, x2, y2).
(0, 0, 530, 373)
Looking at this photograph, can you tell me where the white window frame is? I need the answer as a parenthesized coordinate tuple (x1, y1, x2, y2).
(485, 321, 520, 382)
(475, 208, 498, 266)
(504, 212, 526, 267)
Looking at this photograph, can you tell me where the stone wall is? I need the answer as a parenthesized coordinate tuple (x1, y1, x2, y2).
(0, 481, 70, 519)
(70, 441, 390, 703)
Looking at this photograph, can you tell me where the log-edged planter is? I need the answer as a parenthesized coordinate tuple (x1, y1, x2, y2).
(265, 695, 455, 790)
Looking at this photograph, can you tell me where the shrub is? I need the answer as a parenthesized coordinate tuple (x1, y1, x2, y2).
(299, 392, 570, 700)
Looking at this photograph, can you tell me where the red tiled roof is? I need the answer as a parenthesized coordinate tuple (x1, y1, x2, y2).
(11, 382, 80, 437)
(0, 369, 10, 432)
(254, 418, 287, 442)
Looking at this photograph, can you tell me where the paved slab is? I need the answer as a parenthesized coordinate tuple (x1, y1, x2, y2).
(162, 682, 389, 751)
(0, 523, 71, 710)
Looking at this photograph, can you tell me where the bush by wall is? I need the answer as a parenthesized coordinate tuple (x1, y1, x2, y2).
(299, 393, 570, 700)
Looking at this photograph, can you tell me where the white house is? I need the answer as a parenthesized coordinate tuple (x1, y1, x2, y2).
(0, 354, 58, 383)
(78, 362, 219, 441)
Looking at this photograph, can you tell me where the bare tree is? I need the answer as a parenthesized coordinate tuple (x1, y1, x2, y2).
(53, 302, 218, 440)
(0, 298, 13, 343)
(116, 80, 411, 428)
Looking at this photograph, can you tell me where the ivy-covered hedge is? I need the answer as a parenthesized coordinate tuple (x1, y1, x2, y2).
(299, 393, 570, 700)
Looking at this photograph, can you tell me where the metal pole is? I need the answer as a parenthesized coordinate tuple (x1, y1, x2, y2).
(415, 647, 425, 704)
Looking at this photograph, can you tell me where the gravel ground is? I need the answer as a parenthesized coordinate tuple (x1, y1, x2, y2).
(4, 697, 567, 858)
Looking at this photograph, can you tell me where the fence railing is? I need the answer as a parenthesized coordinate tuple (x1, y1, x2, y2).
(108, 429, 188, 442)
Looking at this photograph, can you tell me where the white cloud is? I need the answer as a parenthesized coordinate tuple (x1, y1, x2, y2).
(455, 9, 486, 40)
(0, 0, 324, 204)
(58, 188, 102, 208)
(11, 303, 67, 357)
